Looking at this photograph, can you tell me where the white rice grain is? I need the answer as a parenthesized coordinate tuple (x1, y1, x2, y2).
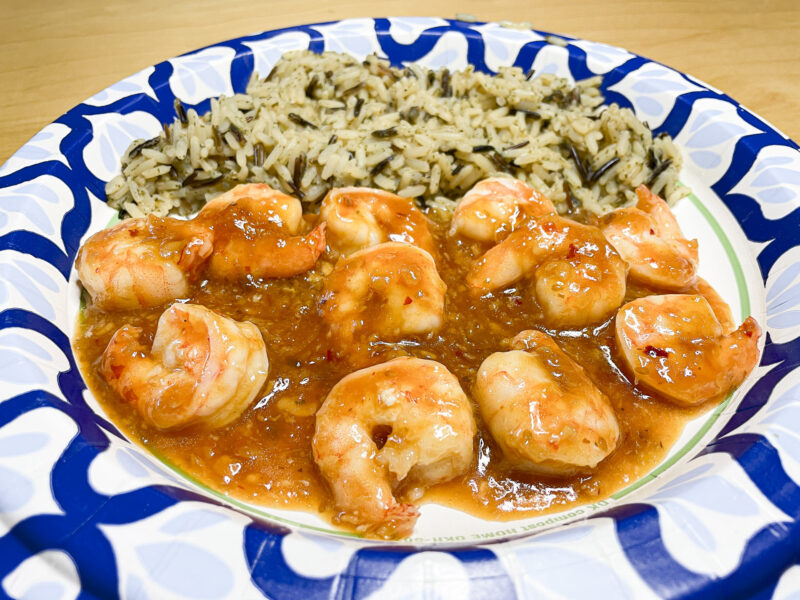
(108, 51, 687, 217)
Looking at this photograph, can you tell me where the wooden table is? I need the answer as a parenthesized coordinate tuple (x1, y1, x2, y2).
(2, 0, 799, 164)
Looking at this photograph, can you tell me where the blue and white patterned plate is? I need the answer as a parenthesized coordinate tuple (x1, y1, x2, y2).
(1, 17, 799, 599)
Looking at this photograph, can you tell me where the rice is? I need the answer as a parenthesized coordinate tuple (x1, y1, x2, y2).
(106, 50, 688, 218)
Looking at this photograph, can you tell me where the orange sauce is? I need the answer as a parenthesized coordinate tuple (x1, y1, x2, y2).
(73, 209, 715, 533)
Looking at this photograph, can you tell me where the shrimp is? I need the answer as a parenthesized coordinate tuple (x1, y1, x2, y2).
(467, 214, 627, 327)
(313, 357, 476, 538)
(75, 215, 213, 311)
(475, 330, 620, 475)
(320, 242, 446, 349)
(100, 303, 268, 429)
(694, 277, 735, 332)
(196, 183, 326, 280)
(449, 177, 556, 242)
(319, 187, 436, 256)
(615, 294, 761, 406)
(601, 185, 698, 290)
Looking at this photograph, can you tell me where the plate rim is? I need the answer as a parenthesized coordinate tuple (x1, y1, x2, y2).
(0, 16, 798, 600)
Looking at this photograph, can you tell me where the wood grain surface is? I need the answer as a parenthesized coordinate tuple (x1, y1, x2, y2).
(1, 0, 798, 164)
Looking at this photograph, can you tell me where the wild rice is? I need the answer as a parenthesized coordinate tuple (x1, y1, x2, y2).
(106, 50, 687, 218)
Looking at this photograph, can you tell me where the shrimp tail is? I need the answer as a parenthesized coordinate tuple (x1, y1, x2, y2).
(305, 221, 328, 262)
(635, 184, 699, 265)
(715, 316, 761, 391)
(177, 231, 215, 277)
(100, 326, 150, 405)
(145, 214, 216, 280)
(635, 184, 672, 215)
(374, 502, 420, 539)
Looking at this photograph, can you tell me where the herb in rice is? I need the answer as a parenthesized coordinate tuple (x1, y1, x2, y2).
(106, 50, 687, 218)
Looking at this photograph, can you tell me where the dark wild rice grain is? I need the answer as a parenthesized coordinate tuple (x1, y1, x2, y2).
(288, 113, 318, 129)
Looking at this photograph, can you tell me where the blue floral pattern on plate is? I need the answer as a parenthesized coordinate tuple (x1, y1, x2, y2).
(0, 17, 798, 599)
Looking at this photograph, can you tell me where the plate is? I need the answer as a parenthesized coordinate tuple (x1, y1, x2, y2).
(1, 17, 799, 599)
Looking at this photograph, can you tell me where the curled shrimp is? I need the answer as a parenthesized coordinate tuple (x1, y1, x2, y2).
(313, 357, 476, 538)
(450, 177, 555, 242)
(601, 185, 698, 290)
(76, 215, 213, 311)
(319, 187, 436, 256)
(694, 277, 735, 332)
(475, 330, 620, 475)
(196, 183, 326, 280)
(320, 242, 446, 349)
(467, 214, 628, 327)
(615, 294, 761, 406)
(101, 303, 268, 429)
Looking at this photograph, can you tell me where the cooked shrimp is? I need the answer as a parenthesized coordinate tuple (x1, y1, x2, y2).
(601, 185, 698, 290)
(615, 294, 761, 406)
(467, 214, 627, 327)
(475, 330, 620, 475)
(319, 187, 436, 256)
(450, 177, 555, 242)
(313, 357, 476, 538)
(75, 215, 213, 311)
(694, 277, 735, 332)
(101, 303, 268, 429)
(196, 183, 326, 280)
(320, 242, 446, 348)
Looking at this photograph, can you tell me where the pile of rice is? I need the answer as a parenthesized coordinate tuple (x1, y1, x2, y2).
(106, 50, 687, 218)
